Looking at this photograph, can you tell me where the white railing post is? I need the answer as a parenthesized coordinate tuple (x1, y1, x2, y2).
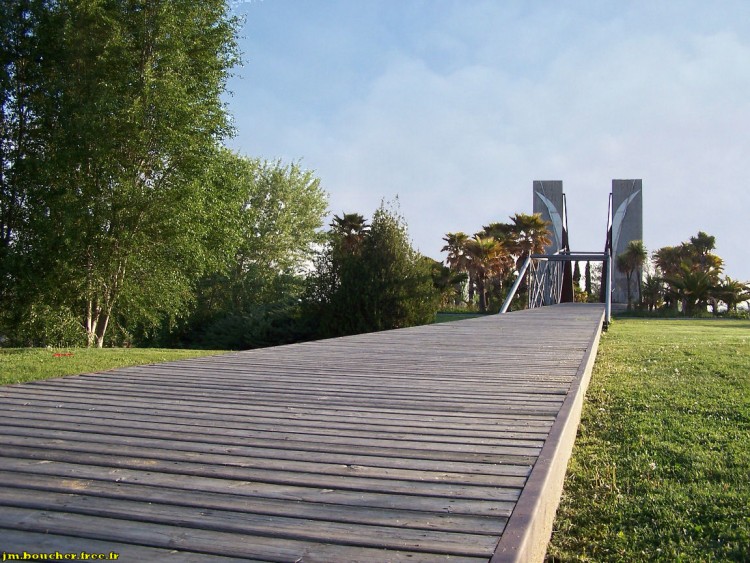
(605, 251, 612, 326)
(500, 254, 532, 314)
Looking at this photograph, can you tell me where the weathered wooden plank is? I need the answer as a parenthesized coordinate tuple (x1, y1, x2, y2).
(0, 420, 542, 457)
(0, 447, 523, 502)
(0, 507, 488, 562)
(0, 529, 257, 562)
(0, 411, 548, 448)
(0, 423, 531, 477)
(0, 436, 529, 488)
(0, 471, 509, 535)
(0, 400, 553, 441)
(0, 488, 502, 556)
(0, 391, 557, 426)
(0, 457, 514, 518)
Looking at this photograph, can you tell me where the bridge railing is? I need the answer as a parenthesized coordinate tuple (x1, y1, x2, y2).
(500, 252, 612, 325)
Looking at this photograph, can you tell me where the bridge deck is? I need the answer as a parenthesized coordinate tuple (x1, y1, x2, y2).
(0, 303, 604, 562)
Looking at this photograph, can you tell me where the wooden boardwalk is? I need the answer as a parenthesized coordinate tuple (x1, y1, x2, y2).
(0, 303, 604, 562)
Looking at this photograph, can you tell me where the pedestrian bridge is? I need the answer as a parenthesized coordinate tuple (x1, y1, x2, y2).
(0, 303, 604, 562)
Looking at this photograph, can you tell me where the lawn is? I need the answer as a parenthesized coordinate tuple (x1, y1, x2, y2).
(0, 347, 227, 386)
(434, 312, 486, 323)
(547, 319, 750, 561)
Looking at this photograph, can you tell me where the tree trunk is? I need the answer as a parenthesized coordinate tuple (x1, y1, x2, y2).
(477, 276, 487, 313)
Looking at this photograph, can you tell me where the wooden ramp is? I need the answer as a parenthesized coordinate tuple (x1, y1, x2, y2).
(0, 303, 604, 562)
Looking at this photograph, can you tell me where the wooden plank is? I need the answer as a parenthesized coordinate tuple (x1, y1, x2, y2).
(0, 436, 529, 488)
(0, 529, 257, 562)
(0, 488, 502, 556)
(0, 399, 553, 439)
(0, 411, 548, 448)
(0, 471, 508, 535)
(0, 507, 488, 562)
(0, 446, 523, 502)
(0, 457, 515, 517)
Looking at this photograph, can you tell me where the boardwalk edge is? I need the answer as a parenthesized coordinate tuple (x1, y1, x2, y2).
(490, 307, 605, 563)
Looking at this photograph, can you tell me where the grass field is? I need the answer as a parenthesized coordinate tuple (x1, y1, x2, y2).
(547, 319, 750, 562)
(434, 312, 486, 323)
(0, 347, 227, 386)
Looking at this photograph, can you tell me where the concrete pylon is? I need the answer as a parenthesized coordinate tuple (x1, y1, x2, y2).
(611, 179, 643, 304)
(532, 181, 564, 254)
(532, 181, 573, 303)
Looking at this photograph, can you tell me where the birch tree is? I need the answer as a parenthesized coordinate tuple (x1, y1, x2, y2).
(3, 0, 240, 346)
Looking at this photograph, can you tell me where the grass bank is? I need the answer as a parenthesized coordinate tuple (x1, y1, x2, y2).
(0, 348, 227, 386)
(547, 319, 750, 561)
(434, 312, 486, 323)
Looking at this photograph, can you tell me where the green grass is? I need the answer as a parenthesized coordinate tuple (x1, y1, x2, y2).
(0, 347, 227, 386)
(547, 319, 750, 562)
(434, 312, 486, 323)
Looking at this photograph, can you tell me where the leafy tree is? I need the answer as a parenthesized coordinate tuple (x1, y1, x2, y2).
(308, 202, 439, 336)
(2, 0, 240, 347)
(616, 240, 647, 310)
(150, 154, 328, 348)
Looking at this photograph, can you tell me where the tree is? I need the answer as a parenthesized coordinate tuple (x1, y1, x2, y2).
(309, 202, 439, 336)
(330, 212, 369, 254)
(641, 274, 664, 312)
(616, 240, 647, 310)
(465, 235, 510, 313)
(153, 154, 328, 348)
(653, 231, 724, 314)
(715, 277, 750, 313)
(233, 158, 328, 306)
(665, 264, 717, 315)
(2, 1, 240, 347)
(441, 231, 471, 303)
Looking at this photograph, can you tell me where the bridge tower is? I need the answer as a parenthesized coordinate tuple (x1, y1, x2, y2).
(608, 179, 643, 304)
(532, 181, 573, 304)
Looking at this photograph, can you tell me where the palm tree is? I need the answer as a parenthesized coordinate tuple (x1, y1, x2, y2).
(465, 236, 510, 312)
(441, 232, 470, 272)
(653, 245, 683, 278)
(641, 274, 664, 312)
(510, 213, 552, 253)
(616, 240, 647, 310)
(715, 276, 750, 312)
(665, 264, 717, 315)
(441, 231, 471, 303)
(330, 212, 369, 253)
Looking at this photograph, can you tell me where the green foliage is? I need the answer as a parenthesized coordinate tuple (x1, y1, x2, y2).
(197, 301, 315, 351)
(308, 201, 440, 337)
(548, 319, 750, 561)
(649, 231, 744, 316)
(140, 156, 328, 349)
(442, 212, 552, 313)
(616, 239, 647, 310)
(1, 0, 241, 347)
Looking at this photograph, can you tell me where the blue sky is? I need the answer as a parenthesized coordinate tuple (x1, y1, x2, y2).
(225, 0, 750, 280)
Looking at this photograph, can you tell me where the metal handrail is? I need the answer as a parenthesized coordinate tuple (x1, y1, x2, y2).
(499, 251, 612, 325)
